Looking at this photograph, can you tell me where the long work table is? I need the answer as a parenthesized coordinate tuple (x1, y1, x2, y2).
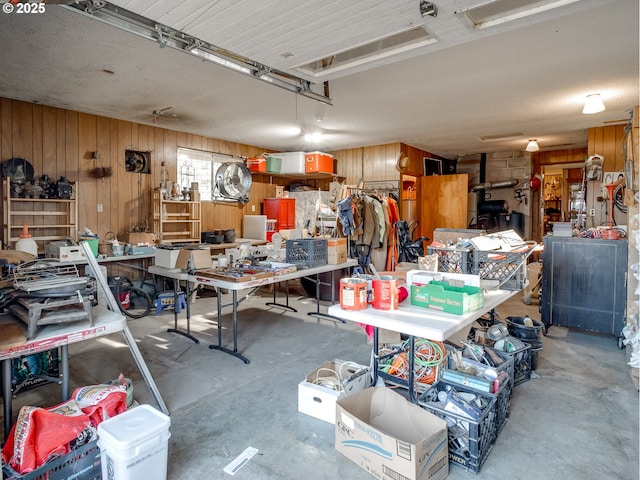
(327, 288, 519, 402)
(186, 259, 359, 364)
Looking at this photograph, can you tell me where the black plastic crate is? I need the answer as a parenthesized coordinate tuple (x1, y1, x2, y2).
(418, 381, 497, 473)
(497, 342, 532, 386)
(285, 238, 328, 268)
(472, 250, 528, 290)
(443, 343, 513, 437)
(427, 246, 473, 274)
(3, 439, 101, 480)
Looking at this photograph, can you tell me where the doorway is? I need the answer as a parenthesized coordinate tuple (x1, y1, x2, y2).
(541, 163, 584, 236)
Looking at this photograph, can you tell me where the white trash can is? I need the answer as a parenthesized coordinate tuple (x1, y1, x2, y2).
(97, 404, 171, 480)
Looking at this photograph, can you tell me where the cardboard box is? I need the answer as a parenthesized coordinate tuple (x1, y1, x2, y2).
(125, 232, 156, 245)
(411, 281, 483, 315)
(327, 237, 347, 264)
(298, 360, 371, 424)
(155, 248, 182, 269)
(176, 247, 213, 270)
(335, 387, 448, 480)
(45, 243, 87, 262)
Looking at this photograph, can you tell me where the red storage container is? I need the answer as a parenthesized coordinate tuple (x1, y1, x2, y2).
(305, 151, 334, 174)
(247, 157, 266, 172)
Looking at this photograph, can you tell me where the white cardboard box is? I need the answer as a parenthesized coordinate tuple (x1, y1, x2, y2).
(154, 248, 181, 269)
(298, 360, 371, 424)
(335, 387, 449, 480)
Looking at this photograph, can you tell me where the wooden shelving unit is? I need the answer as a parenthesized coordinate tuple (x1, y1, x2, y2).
(3, 177, 78, 253)
(152, 188, 201, 243)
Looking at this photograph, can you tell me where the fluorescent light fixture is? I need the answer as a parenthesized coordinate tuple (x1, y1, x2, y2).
(296, 26, 436, 78)
(63, 1, 331, 105)
(478, 132, 525, 142)
(583, 94, 605, 114)
(526, 139, 540, 152)
(456, 0, 582, 30)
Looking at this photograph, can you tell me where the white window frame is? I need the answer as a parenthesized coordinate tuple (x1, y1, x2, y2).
(176, 147, 245, 202)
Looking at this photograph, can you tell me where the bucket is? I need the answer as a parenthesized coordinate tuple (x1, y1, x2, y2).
(97, 404, 171, 480)
(80, 236, 99, 258)
(506, 316, 544, 360)
(340, 278, 367, 310)
(372, 276, 399, 310)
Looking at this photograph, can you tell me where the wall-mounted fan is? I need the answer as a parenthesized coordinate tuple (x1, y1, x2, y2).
(215, 162, 252, 203)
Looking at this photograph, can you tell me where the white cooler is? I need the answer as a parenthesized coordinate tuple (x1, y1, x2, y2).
(97, 404, 171, 480)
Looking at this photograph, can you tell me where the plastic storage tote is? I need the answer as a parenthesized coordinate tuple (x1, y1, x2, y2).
(97, 404, 171, 480)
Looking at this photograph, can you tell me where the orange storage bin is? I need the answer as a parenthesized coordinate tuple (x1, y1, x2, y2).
(305, 151, 334, 174)
(247, 157, 266, 172)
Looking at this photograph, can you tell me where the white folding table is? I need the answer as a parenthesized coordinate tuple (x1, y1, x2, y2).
(327, 288, 518, 402)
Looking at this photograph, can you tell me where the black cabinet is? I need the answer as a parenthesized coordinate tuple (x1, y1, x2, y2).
(541, 236, 627, 336)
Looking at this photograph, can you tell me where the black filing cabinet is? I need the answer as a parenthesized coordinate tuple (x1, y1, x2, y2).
(541, 236, 627, 336)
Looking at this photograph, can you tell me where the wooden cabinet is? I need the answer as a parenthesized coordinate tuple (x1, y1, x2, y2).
(152, 189, 201, 243)
(541, 236, 627, 337)
(264, 198, 295, 230)
(3, 178, 78, 253)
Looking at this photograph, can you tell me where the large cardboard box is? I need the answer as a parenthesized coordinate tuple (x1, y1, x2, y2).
(336, 387, 448, 480)
(298, 360, 371, 424)
(176, 247, 213, 270)
(327, 237, 347, 265)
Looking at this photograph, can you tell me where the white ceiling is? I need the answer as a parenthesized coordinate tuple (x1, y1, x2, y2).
(0, 0, 637, 158)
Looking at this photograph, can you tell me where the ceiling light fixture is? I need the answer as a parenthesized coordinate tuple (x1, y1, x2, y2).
(304, 132, 324, 143)
(583, 94, 605, 114)
(525, 139, 540, 152)
(63, 0, 332, 105)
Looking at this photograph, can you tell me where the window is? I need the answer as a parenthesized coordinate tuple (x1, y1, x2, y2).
(176, 147, 245, 202)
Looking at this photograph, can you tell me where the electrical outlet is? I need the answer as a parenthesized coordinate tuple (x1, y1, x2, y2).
(589, 208, 595, 217)
(97, 203, 103, 212)
(251, 205, 256, 212)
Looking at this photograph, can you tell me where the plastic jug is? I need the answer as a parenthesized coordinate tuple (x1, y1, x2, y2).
(16, 225, 38, 257)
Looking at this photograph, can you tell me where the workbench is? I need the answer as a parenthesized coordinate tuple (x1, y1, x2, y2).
(327, 288, 518, 402)
(0, 306, 168, 439)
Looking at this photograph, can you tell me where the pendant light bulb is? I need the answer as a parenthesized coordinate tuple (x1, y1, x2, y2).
(526, 139, 540, 152)
(583, 94, 605, 114)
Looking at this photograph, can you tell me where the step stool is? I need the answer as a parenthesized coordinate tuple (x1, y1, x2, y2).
(155, 291, 187, 315)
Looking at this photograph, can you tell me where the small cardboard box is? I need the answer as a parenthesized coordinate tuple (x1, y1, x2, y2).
(327, 237, 347, 264)
(154, 248, 181, 269)
(176, 247, 212, 270)
(410, 281, 483, 315)
(335, 387, 448, 480)
(298, 360, 371, 424)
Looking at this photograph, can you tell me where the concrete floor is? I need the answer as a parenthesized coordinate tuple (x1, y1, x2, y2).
(4, 284, 639, 479)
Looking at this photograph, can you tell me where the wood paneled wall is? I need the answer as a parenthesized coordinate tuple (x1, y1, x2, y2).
(0, 98, 267, 242)
(588, 124, 627, 171)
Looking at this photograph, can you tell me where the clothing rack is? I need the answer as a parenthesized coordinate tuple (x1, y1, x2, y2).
(342, 179, 400, 199)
